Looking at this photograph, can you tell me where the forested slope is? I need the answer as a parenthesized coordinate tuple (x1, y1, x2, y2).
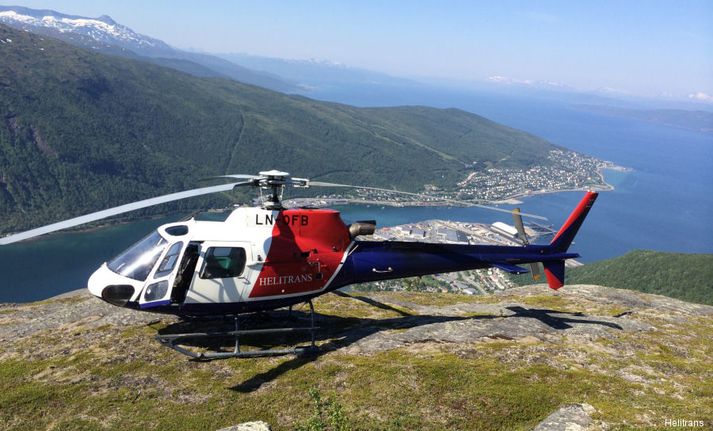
(0, 24, 559, 232)
(567, 250, 713, 305)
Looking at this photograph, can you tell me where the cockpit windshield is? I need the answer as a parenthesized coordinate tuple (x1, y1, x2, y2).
(107, 231, 167, 281)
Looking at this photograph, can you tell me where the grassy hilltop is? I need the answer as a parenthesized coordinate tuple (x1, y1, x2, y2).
(1, 285, 711, 430)
(0, 23, 557, 233)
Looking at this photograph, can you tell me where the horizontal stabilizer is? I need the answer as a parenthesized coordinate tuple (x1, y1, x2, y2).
(492, 263, 530, 274)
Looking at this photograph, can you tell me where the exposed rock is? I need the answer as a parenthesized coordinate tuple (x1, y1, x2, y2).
(533, 403, 596, 431)
(1, 284, 710, 429)
(0, 289, 170, 344)
(217, 421, 271, 431)
(343, 293, 655, 355)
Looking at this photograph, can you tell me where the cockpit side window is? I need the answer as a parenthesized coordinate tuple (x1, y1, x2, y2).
(200, 247, 247, 279)
(154, 242, 184, 279)
(107, 232, 167, 281)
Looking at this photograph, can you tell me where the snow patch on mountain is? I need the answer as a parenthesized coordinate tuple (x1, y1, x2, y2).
(0, 9, 158, 47)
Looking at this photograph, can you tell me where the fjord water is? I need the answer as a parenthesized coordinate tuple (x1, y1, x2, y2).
(307, 84, 713, 261)
(1, 87, 711, 302)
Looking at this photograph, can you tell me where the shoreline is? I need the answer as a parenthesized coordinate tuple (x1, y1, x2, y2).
(329, 164, 624, 209)
(2, 164, 628, 240)
(483, 163, 627, 203)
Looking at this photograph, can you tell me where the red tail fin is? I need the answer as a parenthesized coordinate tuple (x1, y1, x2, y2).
(543, 191, 598, 290)
(550, 191, 598, 253)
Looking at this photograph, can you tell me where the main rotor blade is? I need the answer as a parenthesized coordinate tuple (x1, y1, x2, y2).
(215, 174, 261, 180)
(0, 181, 251, 245)
(308, 181, 548, 221)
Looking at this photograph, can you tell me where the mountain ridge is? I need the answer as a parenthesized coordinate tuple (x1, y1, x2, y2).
(0, 23, 564, 233)
(0, 5, 295, 91)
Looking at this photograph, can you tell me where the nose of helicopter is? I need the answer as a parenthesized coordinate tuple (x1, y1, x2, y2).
(87, 264, 137, 307)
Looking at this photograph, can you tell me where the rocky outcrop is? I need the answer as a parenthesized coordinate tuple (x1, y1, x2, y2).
(217, 421, 271, 431)
(533, 403, 596, 431)
(1, 284, 711, 430)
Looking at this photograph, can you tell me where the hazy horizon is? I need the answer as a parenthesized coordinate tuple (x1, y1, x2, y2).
(2, 0, 712, 102)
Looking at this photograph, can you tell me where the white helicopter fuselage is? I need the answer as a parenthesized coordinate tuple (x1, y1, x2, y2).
(88, 205, 353, 315)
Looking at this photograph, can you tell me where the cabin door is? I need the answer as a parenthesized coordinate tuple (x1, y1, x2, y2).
(184, 241, 254, 305)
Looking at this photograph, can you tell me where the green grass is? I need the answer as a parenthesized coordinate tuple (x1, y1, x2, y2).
(2, 290, 711, 430)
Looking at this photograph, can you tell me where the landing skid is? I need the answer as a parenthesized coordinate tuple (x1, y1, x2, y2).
(155, 301, 319, 360)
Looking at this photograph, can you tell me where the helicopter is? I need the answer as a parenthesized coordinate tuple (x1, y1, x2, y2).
(0, 170, 598, 358)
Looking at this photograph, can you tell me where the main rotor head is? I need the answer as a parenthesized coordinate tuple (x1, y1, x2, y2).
(221, 170, 309, 209)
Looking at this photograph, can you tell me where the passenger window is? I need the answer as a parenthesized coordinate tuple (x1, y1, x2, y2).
(200, 247, 247, 279)
(154, 242, 184, 278)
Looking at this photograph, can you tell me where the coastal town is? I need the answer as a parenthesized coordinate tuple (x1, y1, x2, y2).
(285, 149, 620, 208)
(454, 149, 615, 202)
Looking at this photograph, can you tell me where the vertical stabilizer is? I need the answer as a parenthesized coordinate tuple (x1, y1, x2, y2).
(543, 191, 599, 290)
(550, 191, 598, 252)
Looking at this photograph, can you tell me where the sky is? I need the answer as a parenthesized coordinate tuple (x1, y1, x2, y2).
(4, 0, 713, 100)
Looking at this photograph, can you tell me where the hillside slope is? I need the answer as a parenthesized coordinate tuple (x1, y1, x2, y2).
(567, 250, 713, 305)
(1, 285, 711, 430)
(0, 24, 562, 233)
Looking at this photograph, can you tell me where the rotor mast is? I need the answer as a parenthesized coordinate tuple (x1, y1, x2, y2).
(256, 170, 308, 210)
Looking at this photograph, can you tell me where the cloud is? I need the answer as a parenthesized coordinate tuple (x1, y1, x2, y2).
(488, 75, 532, 85)
(688, 92, 713, 103)
(487, 75, 573, 90)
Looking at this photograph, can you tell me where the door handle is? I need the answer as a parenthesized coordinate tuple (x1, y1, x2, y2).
(372, 267, 393, 273)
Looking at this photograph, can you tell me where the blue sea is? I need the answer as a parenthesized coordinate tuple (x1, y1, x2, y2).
(1, 85, 711, 302)
(306, 84, 713, 262)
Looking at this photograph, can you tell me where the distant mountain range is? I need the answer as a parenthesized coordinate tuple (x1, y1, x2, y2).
(0, 23, 561, 233)
(3, 4, 711, 118)
(217, 52, 416, 89)
(0, 5, 295, 92)
(0, 6, 169, 51)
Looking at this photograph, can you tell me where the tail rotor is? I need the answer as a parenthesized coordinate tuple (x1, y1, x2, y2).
(512, 208, 543, 282)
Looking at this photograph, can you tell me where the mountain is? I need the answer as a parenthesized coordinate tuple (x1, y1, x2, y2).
(0, 5, 295, 92)
(218, 52, 415, 88)
(566, 250, 713, 305)
(0, 6, 170, 52)
(1, 284, 711, 429)
(0, 23, 562, 233)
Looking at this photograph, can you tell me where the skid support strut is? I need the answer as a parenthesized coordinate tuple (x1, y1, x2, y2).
(155, 301, 318, 360)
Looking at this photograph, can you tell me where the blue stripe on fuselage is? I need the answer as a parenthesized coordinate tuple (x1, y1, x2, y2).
(329, 240, 577, 287)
